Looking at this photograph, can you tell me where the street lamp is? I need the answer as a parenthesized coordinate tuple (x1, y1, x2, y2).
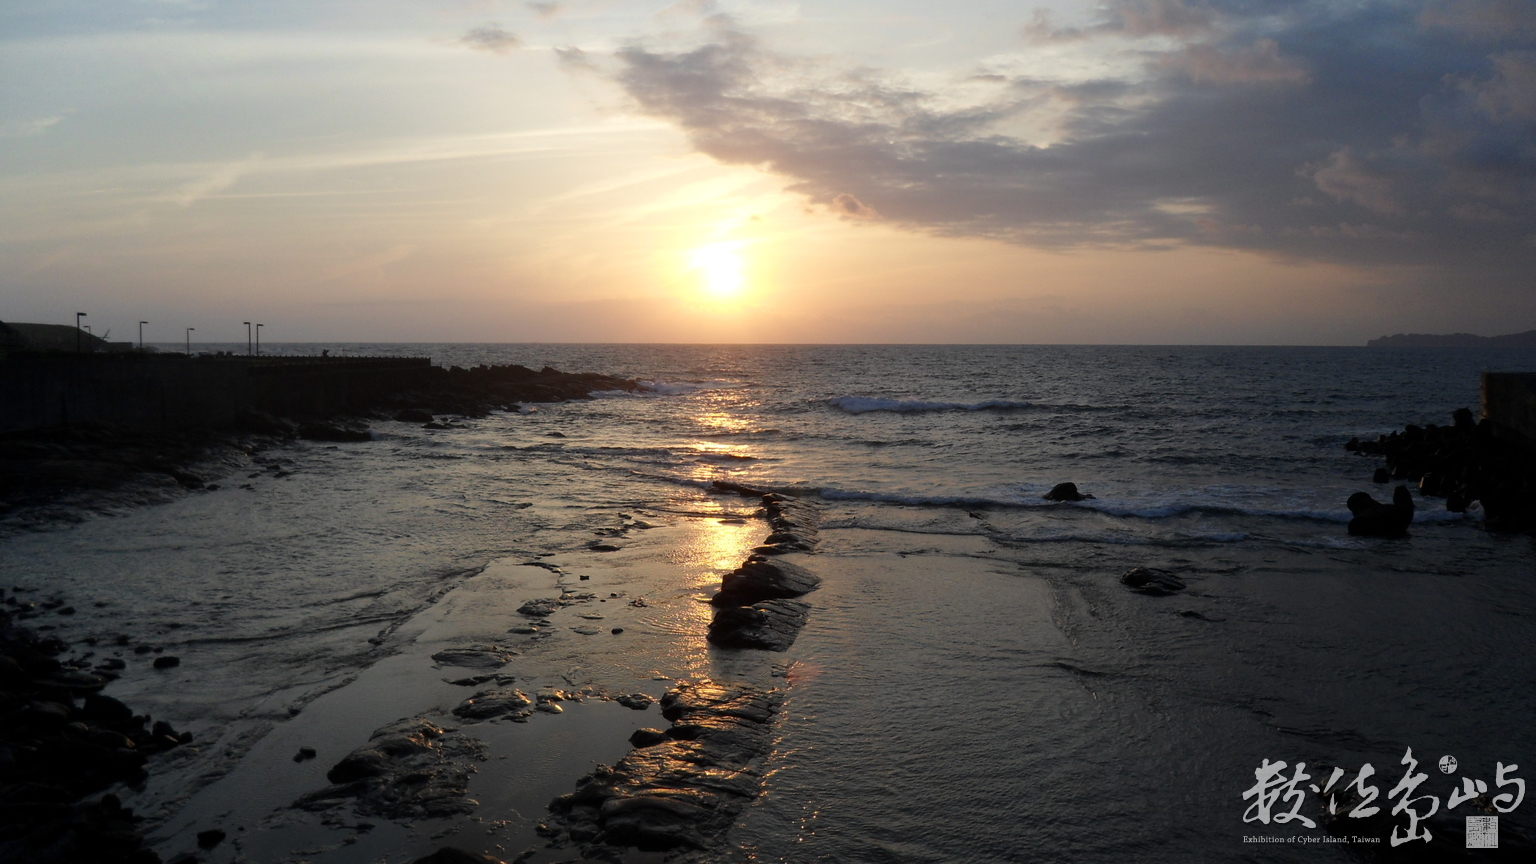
(256, 323, 263, 357)
(185, 327, 194, 356)
(139, 321, 148, 350)
(75, 312, 86, 353)
(244, 322, 252, 356)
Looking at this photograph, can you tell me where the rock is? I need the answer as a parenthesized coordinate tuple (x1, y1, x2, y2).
(196, 828, 226, 849)
(452, 688, 533, 722)
(1372, 467, 1390, 483)
(431, 647, 514, 668)
(611, 627, 623, 634)
(546, 680, 782, 856)
(707, 600, 811, 651)
(296, 421, 372, 442)
(295, 718, 485, 819)
(152, 656, 180, 669)
(1347, 485, 1414, 537)
(80, 693, 134, 724)
(628, 728, 669, 748)
(1119, 567, 1187, 595)
(395, 408, 435, 423)
(713, 557, 821, 606)
(294, 746, 317, 762)
(1043, 482, 1093, 502)
(411, 849, 508, 864)
(517, 599, 558, 618)
(616, 693, 653, 710)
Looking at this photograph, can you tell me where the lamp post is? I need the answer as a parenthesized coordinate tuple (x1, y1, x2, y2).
(185, 327, 194, 356)
(256, 323, 263, 357)
(75, 312, 86, 353)
(244, 322, 252, 356)
(139, 321, 148, 350)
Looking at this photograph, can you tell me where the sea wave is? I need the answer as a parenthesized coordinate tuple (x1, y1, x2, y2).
(816, 486, 1362, 523)
(638, 379, 736, 396)
(828, 396, 1033, 414)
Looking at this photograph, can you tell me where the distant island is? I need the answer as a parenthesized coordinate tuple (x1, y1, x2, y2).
(1367, 330, 1536, 347)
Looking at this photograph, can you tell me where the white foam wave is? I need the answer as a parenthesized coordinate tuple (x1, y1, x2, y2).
(637, 379, 735, 396)
(828, 396, 1032, 414)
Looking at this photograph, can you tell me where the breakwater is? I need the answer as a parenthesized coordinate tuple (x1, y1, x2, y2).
(1483, 372, 1536, 445)
(0, 354, 638, 434)
(0, 355, 431, 433)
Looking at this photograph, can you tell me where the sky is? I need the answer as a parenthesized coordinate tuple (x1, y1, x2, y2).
(1, 0, 1534, 345)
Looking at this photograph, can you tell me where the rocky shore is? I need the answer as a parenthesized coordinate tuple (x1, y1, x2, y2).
(0, 600, 193, 864)
(1346, 407, 1536, 532)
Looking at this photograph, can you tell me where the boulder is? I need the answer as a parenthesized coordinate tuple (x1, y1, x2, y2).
(296, 718, 485, 819)
(546, 680, 782, 856)
(430, 647, 513, 669)
(452, 688, 533, 722)
(1043, 482, 1093, 502)
(707, 600, 810, 651)
(1119, 568, 1187, 596)
(712, 558, 821, 606)
(1346, 485, 1415, 537)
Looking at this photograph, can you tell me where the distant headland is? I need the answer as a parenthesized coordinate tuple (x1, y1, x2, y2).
(1367, 330, 1536, 348)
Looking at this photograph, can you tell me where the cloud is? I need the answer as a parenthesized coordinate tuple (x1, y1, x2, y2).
(1159, 39, 1311, 86)
(831, 193, 878, 219)
(1420, 0, 1536, 42)
(604, 2, 1536, 282)
(459, 23, 521, 54)
(1463, 50, 1536, 120)
(1024, 0, 1218, 44)
(0, 116, 64, 138)
(1307, 148, 1401, 215)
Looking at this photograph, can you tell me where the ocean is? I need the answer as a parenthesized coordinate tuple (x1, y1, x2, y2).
(5, 344, 1535, 862)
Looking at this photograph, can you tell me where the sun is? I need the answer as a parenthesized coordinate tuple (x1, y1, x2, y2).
(689, 242, 746, 299)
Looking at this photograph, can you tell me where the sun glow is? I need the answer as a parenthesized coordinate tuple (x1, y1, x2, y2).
(689, 242, 746, 299)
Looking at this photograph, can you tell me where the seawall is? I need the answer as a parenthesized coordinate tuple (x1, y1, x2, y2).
(0, 354, 432, 433)
(1482, 372, 1536, 445)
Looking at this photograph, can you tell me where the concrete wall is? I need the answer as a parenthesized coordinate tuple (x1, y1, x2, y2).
(1482, 372, 1536, 444)
(0, 355, 432, 432)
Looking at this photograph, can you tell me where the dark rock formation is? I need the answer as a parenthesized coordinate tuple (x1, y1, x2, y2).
(430, 647, 514, 669)
(707, 600, 811, 651)
(615, 693, 654, 710)
(0, 602, 190, 864)
(712, 557, 821, 607)
(516, 599, 558, 618)
(545, 680, 781, 856)
(1347, 408, 1536, 532)
(294, 718, 485, 818)
(1119, 568, 1187, 595)
(411, 849, 508, 864)
(1346, 485, 1415, 537)
(451, 688, 533, 722)
(706, 493, 822, 650)
(1043, 482, 1093, 502)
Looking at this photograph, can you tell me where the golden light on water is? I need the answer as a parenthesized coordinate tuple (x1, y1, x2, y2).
(689, 242, 746, 300)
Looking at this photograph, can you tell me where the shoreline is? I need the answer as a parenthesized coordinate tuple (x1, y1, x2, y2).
(6, 347, 1536, 862)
